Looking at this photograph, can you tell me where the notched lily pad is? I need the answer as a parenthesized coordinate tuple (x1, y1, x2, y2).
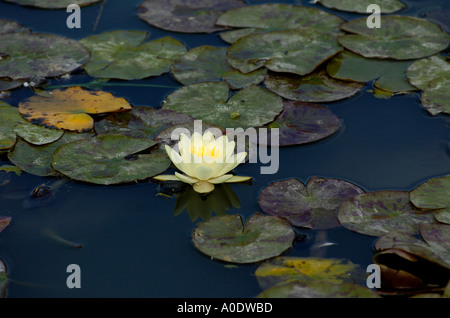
(338, 190, 437, 237)
(226, 29, 342, 76)
(51, 135, 171, 185)
(19, 87, 132, 132)
(0, 32, 89, 80)
(170, 45, 266, 89)
(317, 0, 405, 14)
(80, 30, 187, 80)
(258, 177, 365, 230)
(192, 213, 295, 264)
(338, 16, 450, 60)
(327, 50, 416, 93)
(216, 4, 344, 43)
(95, 106, 193, 140)
(265, 101, 341, 146)
(137, 0, 246, 33)
(162, 81, 283, 129)
(264, 70, 364, 103)
(3, 0, 102, 9)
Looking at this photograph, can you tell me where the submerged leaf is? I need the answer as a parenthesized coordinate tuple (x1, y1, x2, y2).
(137, 0, 246, 33)
(51, 135, 170, 185)
(0, 32, 89, 80)
(19, 87, 132, 132)
(258, 177, 365, 230)
(170, 45, 266, 89)
(192, 213, 295, 263)
(264, 70, 364, 103)
(216, 4, 344, 43)
(338, 16, 450, 60)
(338, 191, 436, 236)
(226, 29, 342, 75)
(80, 31, 186, 80)
(162, 82, 283, 129)
(317, 0, 405, 14)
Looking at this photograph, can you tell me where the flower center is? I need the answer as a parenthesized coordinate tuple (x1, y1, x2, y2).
(190, 144, 221, 159)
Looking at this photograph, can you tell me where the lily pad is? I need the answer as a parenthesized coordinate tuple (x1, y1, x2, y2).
(51, 135, 171, 185)
(216, 4, 344, 43)
(0, 103, 63, 150)
(434, 210, 450, 225)
(317, 0, 405, 14)
(0, 32, 90, 80)
(80, 31, 186, 80)
(170, 45, 266, 89)
(137, 0, 246, 33)
(258, 177, 365, 230)
(255, 257, 365, 290)
(410, 174, 450, 210)
(8, 132, 94, 177)
(0, 216, 11, 233)
(192, 213, 295, 264)
(0, 257, 6, 298)
(265, 101, 341, 146)
(162, 82, 283, 129)
(326, 50, 416, 93)
(257, 280, 380, 298)
(406, 56, 450, 90)
(19, 87, 132, 132)
(226, 29, 342, 75)
(264, 70, 364, 103)
(95, 106, 193, 139)
(338, 16, 450, 60)
(3, 0, 102, 9)
(338, 191, 436, 237)
(420, 77, 450, 116)
(0, 18, 30, 34)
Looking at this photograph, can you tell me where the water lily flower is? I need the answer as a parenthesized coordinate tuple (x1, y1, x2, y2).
(154, 131, 251, 193)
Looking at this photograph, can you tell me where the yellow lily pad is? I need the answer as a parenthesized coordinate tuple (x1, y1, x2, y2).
(18, 87, 132, 132)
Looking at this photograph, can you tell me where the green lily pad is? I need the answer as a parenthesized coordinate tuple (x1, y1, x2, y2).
(8, 132, 94, 177)
(265, 101, 342, 146)
(216, 4, 344, 43)
(434, 209, 450, 224)
(264, 70, 364, 103)
(317, 0, 405, 14)
(0, 216, 11, 233)
(338, 16, 450, 60)
(0, 257, 7, 298)
(255, 257, 365, 290)
(170, 45, 266, 89)
(95, 106, 193, 139)
(137, 0, 246, 33)
(258, 177, 365, 230)
(410, 174, 450, 210)
(257, 280, 380, 298)
(420, 77, 450, 116)
(338, 191, 436, 237)
(192, 213, 295, 264)
(162, 82, 283, 129)
(326, 51, 416, 93)
(0, 78, 24, 91)
(51, 135, 171, 185)
(406, 55, 450, 90)
(0, 103, 63, 150)
(3, 0, 102, 9)
(0, 32, 90, 80)
(226, 29, 342, 75)
(80, 30, 186, 80)
(0, 18, 30, 34)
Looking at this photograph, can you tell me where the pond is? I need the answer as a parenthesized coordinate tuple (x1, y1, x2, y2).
(0, 0, 449, 298)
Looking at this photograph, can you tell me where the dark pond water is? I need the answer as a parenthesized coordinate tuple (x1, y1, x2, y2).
(0, 0, 449, 298)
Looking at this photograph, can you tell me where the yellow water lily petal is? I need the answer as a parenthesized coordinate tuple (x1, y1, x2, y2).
(193, 181, 215, 194)
(215, 151, 247, 176)
(209, 174, 234, 184)
(225, 175, 252, 183)
(153, 175, 180, 181)
(175, 172, 197, 184)
(19, 86, 132, 132)
(194, 165, 215, 181)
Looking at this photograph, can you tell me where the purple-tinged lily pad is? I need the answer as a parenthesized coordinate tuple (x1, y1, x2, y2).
(95, 106, 193, 140)
(338, 191, 437, 237)
(264, 70, 364, 103)
(3, 0, 102, 9)
(192, 213, 295, 264)
(137, 0, 246, 33)
(266, 101, 341, 146)
(258, 177, 365, 230)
